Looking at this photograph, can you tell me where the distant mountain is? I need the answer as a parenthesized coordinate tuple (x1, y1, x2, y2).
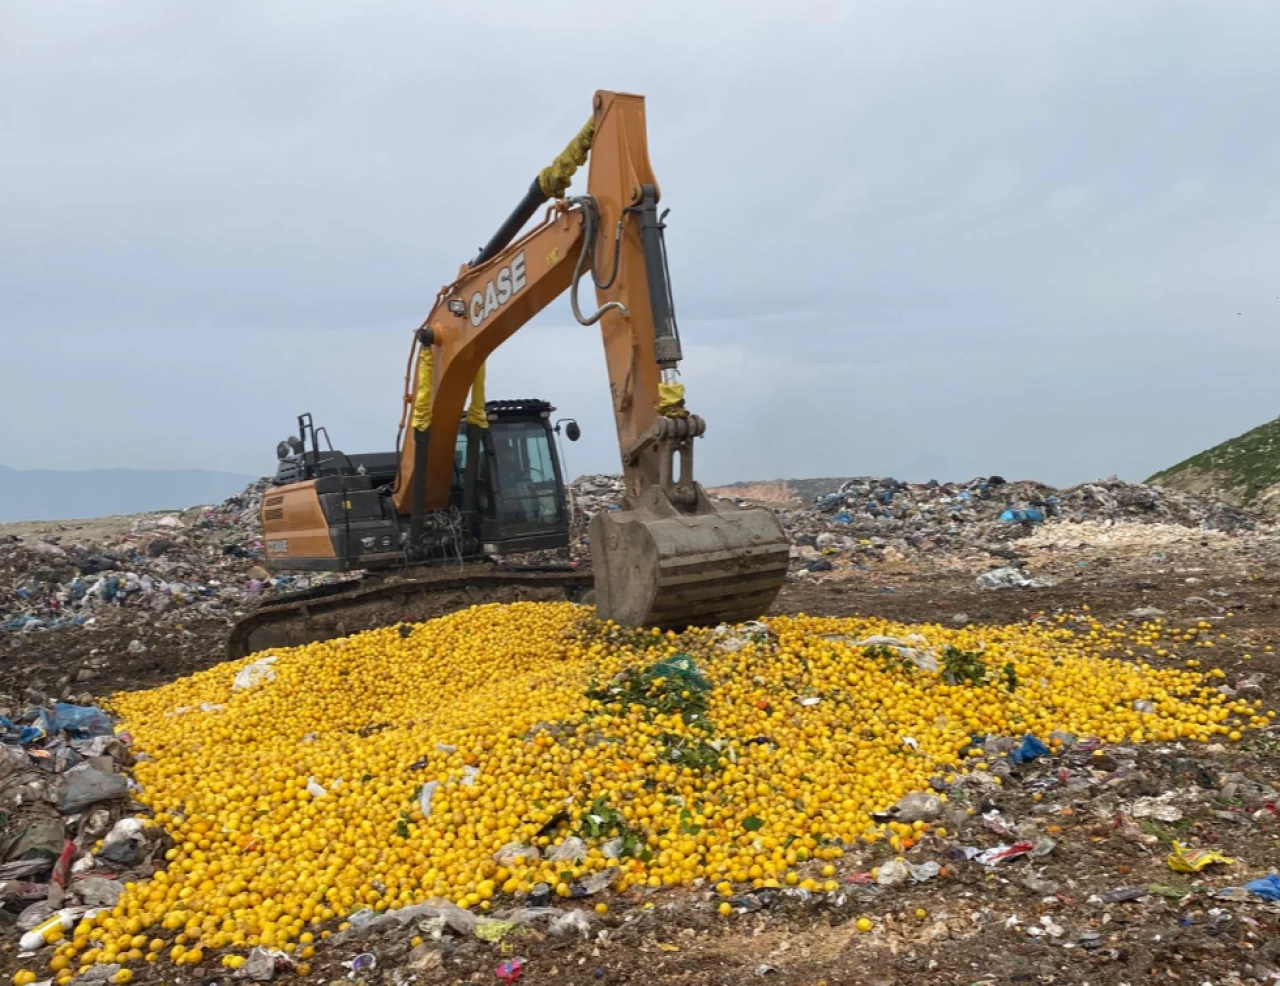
(0, 465, 257, 523)
(1148, 416, 1280, 513)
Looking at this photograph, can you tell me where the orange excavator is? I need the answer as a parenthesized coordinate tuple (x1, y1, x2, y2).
(228, 91, 789, 658)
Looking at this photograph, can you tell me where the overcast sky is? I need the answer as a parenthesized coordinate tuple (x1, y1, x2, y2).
(3, 0, 1279, 487)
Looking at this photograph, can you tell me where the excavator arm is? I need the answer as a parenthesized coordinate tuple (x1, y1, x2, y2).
(392, 90, 789, 628)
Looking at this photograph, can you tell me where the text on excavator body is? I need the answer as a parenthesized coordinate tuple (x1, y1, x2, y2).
(469, 251, 527, 327)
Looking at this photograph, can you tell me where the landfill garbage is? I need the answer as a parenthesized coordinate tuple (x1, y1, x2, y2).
(1167, 841, 1236, 873)
(72, 877, 124, 907)
(474, 918, 516, 942)
(331, 900, 481, 943)
(548, 909, 593, 937)
(548, 836, 586, 863)
(967, 841, 1035, 866)
(55, 765, 127, 814)
(1010, 734, 1049, 764)
(233, 655, 278, 691)
(493, 842, 540, 865)
(495, 958, 524, 984)
(346, 953, 377, 973)
(74, 963, 121, 982)
(875, 860, 910, 887)
(417, 779, 439, 818)
(1099, 886, 1146, 903)
(1243, 874, 1280, 901)
(406, 944, 443, 972)
(999, 508, 1045, 524)
(977, 567, 1055, 590)
(874, 791, 942, 823)
(238, 946, 296, 982)
(1128, 796, 1184, 823)
(906, 860, 940, 882)
(572, 866, 619, 897)
(18, 910, 77, 950)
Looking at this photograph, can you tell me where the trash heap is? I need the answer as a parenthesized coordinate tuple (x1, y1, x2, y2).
(0, 698, 163, 955)
(776, 475, 1263, 575)
(566, 475, 627, 558)
(43, 601, 1265, 978)
(0, 480, 341, 638)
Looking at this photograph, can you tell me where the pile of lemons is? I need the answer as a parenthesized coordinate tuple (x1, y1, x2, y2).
(39, 603, 1268, 978)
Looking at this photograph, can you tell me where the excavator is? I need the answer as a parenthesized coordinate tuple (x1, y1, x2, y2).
(228, 91, 789, 658)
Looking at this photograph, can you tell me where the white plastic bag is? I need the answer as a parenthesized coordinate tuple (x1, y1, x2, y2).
(233, 655, 277, 691)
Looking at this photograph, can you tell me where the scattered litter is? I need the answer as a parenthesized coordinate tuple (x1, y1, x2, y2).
(233, 655, 278, 691)
(968, 841, 1035, 866)
(72, 877, 124, 907)
(1243, 875, 1280, 901)
(494, 842, 540, 865)
(495, 958, 524, 984)
(548, 837, 586, 863)
(573, 867, 619, 897)
(56, 765, 128, 813)
(406, 944, 443, 972)
(345, 953, 377, 973)
(874, 791, 941, 823)
(1167, 842, 1236, 873)
(1129, 796, 1183, 823)
(238, 947, 296, 981)
(1100, 887, 1146, 903)
(474, 919, 515, 942)
(549, 909, 593, 937)
(1011, 734, 1049, 764)
(417, 780, 438, 818)
(977, 567, 1055, 590)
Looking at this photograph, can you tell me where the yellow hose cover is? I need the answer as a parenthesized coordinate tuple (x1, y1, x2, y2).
(465, 362, 489, 429)
(657, 381, 689, 418)
(410, 347, 434, 432)
(538, 118, 596, 199)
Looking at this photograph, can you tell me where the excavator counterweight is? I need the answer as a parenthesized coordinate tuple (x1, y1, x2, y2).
(232, 91, 788, 657)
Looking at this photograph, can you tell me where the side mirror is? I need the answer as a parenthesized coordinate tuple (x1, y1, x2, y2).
(565, 421, 581, 442)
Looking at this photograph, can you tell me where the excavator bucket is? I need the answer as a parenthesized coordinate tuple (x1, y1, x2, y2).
(590, 485, 791, 629)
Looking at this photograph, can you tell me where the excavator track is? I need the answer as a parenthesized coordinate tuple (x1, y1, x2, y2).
(226, 563, 593, 660)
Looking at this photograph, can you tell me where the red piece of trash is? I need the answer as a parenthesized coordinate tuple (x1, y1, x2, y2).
(50, 840, 76, 888)
(496, 959, 524, 983)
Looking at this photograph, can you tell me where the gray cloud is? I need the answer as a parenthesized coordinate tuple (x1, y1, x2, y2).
(3, 0, 1279, 487)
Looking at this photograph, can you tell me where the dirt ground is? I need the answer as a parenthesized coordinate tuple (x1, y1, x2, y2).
(2, 533, 1278, 986)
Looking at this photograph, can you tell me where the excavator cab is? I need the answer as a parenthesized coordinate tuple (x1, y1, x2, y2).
(458, 399, 570, 555)
(264, 400, 571, 572)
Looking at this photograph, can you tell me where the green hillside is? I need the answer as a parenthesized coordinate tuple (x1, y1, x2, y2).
(1148, 416, 1280, 508)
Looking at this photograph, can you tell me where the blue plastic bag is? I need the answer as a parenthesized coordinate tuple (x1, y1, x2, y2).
(18, 708, 54, 746)
(1011, 734, 1049, 764)
(1000, 508, 1045, 524)
(53, 703, 113, 737)
(1245, 875, 1280, 901)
